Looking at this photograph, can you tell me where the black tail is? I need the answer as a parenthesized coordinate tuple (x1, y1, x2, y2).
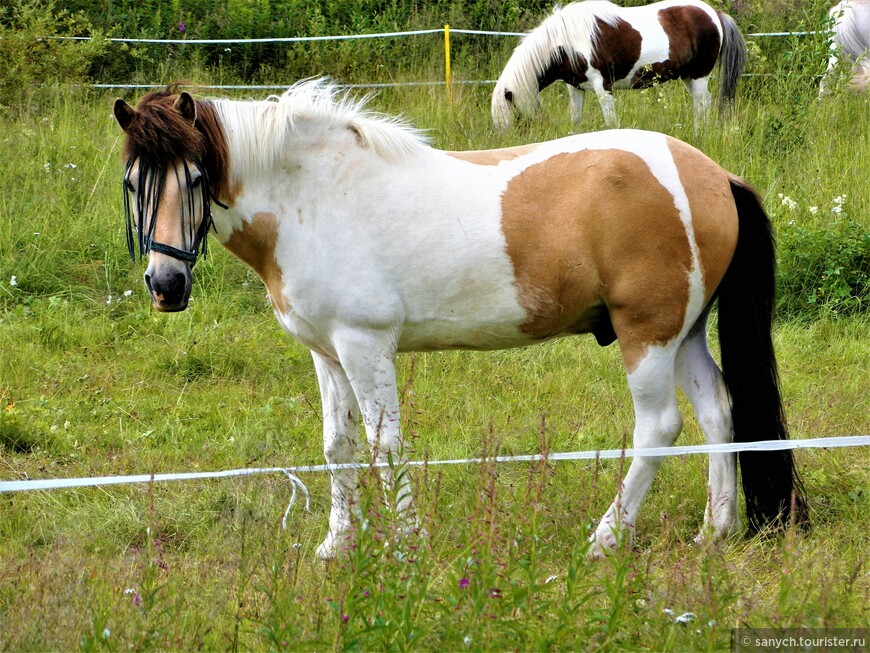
(718, 178, 808, 533)
(716, 12, 747, 111)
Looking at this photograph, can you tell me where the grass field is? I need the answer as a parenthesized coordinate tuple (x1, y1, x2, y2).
(0, 50, 868, 651)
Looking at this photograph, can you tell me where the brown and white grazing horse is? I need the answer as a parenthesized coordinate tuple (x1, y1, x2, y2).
(820, 0, 870, 94)
(492, 0, 747, 130)
(114, 80, 804, 559)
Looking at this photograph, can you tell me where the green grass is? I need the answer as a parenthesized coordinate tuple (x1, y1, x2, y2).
(0, 68, 868, 651)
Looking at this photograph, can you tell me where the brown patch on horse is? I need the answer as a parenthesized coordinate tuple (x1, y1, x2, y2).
(222, 212, 288, 314)
(500, 149, 692, 371)
(448, 143, 540, 166)
(666, 138, 738, 302)
(118, 86, 237, 206)
(658, 6, 721, 80)
(590, 18, 643, 89)
(538, 46, 590, 91)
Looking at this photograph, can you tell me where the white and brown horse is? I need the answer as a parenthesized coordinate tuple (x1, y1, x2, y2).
(820, 0, 870, 94)
(492, 0, 747, 130)
(114, 80, 804, 559)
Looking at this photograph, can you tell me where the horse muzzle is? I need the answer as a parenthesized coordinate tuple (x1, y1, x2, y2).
(144, 264, 192, 312)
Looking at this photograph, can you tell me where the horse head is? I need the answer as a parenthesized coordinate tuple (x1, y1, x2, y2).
(113, 88, 227, 312)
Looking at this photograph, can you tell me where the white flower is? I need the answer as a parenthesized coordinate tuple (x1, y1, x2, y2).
(43, 163, 51, 172)
(809, 206, 819, 214)
(464, 636, 472, 646)
(675, 612, 696, 624)
(64, 163, 78, 170)
(102, 628, 110, 639)
(123, 289, 133, 297)
(663, 608, 675, 617)
(544, 574, 558, 584)
(777, 193, 798, 210)
(9, 276, 17, 287)
(106, 295, 113, 304)
(831, 205, 844, 215)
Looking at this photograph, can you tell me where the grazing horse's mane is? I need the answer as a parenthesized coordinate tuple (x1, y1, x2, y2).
(212, 78, 430, 181)
(495, 1, 623, 114)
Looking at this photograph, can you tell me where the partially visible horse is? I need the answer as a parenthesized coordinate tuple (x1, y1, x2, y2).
(820, 0, 870, 94)
(113, 80, 805, 559)
(492, 0, 746, 130)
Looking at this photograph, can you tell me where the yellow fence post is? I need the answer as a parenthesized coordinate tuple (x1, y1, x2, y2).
(444, 24, 452, 100)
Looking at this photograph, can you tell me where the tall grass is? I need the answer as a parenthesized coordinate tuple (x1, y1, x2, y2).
(1, 23, 868, 652)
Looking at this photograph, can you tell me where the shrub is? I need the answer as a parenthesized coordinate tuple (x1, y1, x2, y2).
(0, 0, 108, 106)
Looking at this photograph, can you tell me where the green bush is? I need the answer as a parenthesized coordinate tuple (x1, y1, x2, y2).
(0, 0, 108, 106)
(778, 217, 870, 318)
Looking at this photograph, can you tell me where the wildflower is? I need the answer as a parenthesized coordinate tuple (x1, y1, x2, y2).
(102, 628, 110, 639)
(831, 205, 844, 215)
(459, 577, 470, 589)
(9, 276, 17, 287)
(124, 289, 133, 297)
(64, 163, 77, 170)
(342, 614, 349, 623)
(777, 193, 798, 210)
(464, 635, 472, 646)
(178, 21, 186, 32)
(544, 574, 558, 584)
(663, 608, 675, 617)
(43, 163, 50, 172)
(809, 206, 819, 215)
(107, 295, 113, 305)
(675, 612, 696, 624)
(124, 588, 141, 607)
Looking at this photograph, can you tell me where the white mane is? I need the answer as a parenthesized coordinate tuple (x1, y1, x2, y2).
(212, 79, 430, 179)
(493, 1, 623, 125)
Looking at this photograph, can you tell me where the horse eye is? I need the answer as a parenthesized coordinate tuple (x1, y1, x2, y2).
(190, 175, 202, 189)
(504, 90, 514, 103)
(124, 179, 136, 193)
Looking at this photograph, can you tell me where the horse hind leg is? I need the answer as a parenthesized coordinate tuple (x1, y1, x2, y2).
(674, 314, 741, 543)
(590, 341, 683, 557)
(682, 77, 712, 132)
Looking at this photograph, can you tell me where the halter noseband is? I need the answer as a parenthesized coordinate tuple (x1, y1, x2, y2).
(123, 157, 228, 268)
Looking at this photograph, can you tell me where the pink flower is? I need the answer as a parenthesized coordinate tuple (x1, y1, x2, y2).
(459, 577, 470, 589)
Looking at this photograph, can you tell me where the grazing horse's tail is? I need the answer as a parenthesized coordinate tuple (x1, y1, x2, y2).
(717, 177, 808, 533)
(716, 12, 747, 110)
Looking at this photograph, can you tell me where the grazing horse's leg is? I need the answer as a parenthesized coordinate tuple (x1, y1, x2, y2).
(674, 314, 741, 543)
(567, 85, 586, 128)
(590, 343, 683, 556)
(682, 77, 713, 130)
(333, 330, 416, 531)
(312, 353, 362, 559)
(586, 71, 618, 128)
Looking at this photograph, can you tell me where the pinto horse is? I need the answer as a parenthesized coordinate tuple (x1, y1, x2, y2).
(114, 80, 804, 559)
(492, 0, 747, 130)
(820, 0, 870, 94)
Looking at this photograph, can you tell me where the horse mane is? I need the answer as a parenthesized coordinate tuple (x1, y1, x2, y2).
(495, 1, 623, 114)
(212, 78, 430, 181)
(122, 83, 231, 201)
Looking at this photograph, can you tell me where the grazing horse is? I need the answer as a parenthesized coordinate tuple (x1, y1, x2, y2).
(820, 0, 870, 94)
(113, 80, 804, 559)
(492, 0, 746, 130)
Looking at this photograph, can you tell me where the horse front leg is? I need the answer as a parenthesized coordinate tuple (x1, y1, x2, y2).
(567, 85, 586, 129)
(333, 330, 417, 537)
(312, 353, 362, 560)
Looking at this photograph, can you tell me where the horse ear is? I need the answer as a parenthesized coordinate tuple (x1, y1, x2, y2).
(174, 92, 197, 125)
(113, 98, 136, 132)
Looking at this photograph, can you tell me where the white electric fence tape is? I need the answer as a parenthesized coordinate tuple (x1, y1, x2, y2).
(3, 435, 866, 529)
